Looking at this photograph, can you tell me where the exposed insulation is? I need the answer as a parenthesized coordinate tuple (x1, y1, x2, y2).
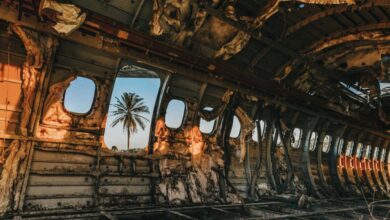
(153, 117, 171, 155)
(1, 0, 390, 218)
(152, 118, 239, 204)
(150, 1, 254, 60)
(41, 75, 75, 127)
(0, 140, 27, 214)
(39, 0, 86, 35)
(150, 0, 210, 45)
(0, 25, 57, 214)
(37, 75, 112, 140)
(235, 107, 255, 163)
(11, 25, 58, 136)
(150, 0, 356, 61)
(199, 90, 233, 120)
(79, 78, 111, 128)
(214, 31, 251, 60)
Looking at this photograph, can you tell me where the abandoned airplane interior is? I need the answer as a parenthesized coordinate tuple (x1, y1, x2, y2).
(1, 0, 390, 219)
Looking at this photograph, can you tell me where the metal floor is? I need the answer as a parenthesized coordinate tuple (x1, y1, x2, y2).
(11, 197, 390, 220)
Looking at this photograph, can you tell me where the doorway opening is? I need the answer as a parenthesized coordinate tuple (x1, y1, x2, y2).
(104, 65, 160, 151)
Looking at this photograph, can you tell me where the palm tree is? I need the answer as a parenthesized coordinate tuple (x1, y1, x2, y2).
(111, 92, 150, 150)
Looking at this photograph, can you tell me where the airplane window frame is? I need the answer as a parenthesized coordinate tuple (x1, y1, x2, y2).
(252, 120, 266, 142)
(322, 135, 332, 153)
(309, 131, 318, 151)
(337, 138, 344, 155)
(165, 99, 187, 129)
(345, 141, 354, 156)
(381, 149, 387, 162)
(199, 106, 217, 135)
(229, 115, 241, 138)
(291, 128, 303, 149)
(64, 76, 96, 115)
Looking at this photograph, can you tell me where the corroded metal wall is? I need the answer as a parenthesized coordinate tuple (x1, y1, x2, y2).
(24, 144, 153, 211)
(0, 11, 390, 219)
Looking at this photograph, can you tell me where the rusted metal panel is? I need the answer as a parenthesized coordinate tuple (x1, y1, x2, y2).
(54, 55, 114, 78)
(26, 186, 95, 198)
(135, 166, 151, 173)
(100, 165, 132, 174)
(24, 197, 95, 211)
(31, 162, 94, 173)
(33, 150, 96, 164)
(0, 120, 18, 135)
(99, 185, 150, 196)
(28, 175, 95, 186)
(99, 176, 150, 185)
(1, 1, 390, 219)
(2, 4, 387, 136)
(0, 59, 23, 134)
(98, 195, 151, 206)
(0, 82, 22, 106)
(99, 159, 150, 173)
(57, 40, 118, 70)
(0, 108, 21, 121)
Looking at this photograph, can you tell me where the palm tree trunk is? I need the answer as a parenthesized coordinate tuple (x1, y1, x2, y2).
(127, 129, 130, 150)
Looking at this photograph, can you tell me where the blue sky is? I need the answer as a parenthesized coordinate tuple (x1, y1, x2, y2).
(104, 78, 160, 149)
(380, 83, 390, 90)
(64, 77, 96, 113)
(64, 76, 244, 150)
(103, 78, 240, 149)
(66, 76, 390, 150)
(64, 77, 160, 149)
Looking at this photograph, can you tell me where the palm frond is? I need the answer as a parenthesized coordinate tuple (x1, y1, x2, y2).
(133, 114, 150, 123)
(134, 116, 147, 130)
(110, 92, 150, 137)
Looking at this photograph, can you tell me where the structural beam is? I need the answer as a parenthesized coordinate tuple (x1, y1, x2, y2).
(285, 1, 387, 36)
(245, 205, 370, 220)
(247, 47, 272, 70)
(304, 22, 390, 53)
(167, 211, 197, 220)
(130, 0, 145, 28)
(0, 4, 388, 141)
(197, 2, 296, 57)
